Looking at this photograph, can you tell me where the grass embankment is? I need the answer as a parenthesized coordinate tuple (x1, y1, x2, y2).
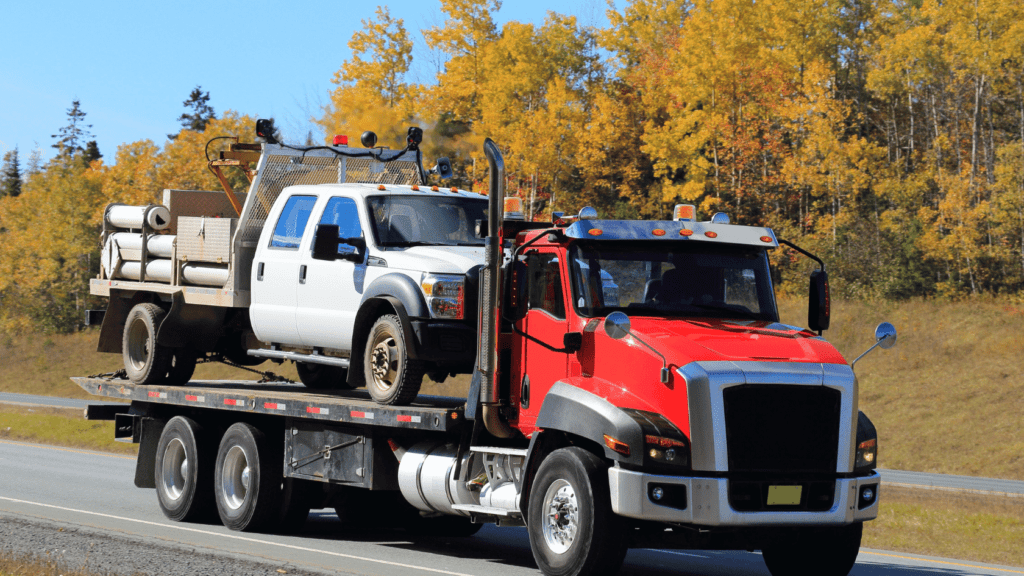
(863, 487, 1024, 568)
(0, 406, 135, 455)
(0, 550, 119, 576)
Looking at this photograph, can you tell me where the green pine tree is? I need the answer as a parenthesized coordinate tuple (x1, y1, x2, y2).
(83, 140, 102, 164)
(1, 147, 22, 199)
(51, 100, 93, 158)
(169, 86, 216, 139)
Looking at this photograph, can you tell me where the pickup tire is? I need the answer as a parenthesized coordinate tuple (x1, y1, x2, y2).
(761, 523, 862, 576)
(214, 423, 280, 532)
(296, 363, 351, 390)
(123, 303, 172, 384)
(165, 349, 197, 385)
(364, 315, 424, 406)
(154, 416, 214, 522)
(527, 447, 627, 576)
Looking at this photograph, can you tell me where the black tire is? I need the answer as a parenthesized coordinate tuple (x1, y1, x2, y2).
(154, 416, 214, 522)
(761, 523, 863, 576)
(213, 422, 281, 532)
(122, 303, 172, 384)
(296, 362, 350, 390)
(276, 478, 312, 534)
(363, 315, 424, 406)
(165, 349, 197, 385)
(527, 447, 628, 576)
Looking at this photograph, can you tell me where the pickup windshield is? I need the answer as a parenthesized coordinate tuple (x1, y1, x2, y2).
(367, 195, 488, 247)
(569, 241, 779, 321)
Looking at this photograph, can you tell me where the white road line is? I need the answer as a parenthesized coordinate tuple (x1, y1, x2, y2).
(0, 439, 134, 460)
(885, 482, 1024, 499)
(0, 496, 475, 576)
(647, 550, 708, 558)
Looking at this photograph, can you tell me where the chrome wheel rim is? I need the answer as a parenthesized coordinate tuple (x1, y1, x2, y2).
(221, 445, 250, 511)
(126, 318, 152, 371)
(541, 479, 579, 554)
(369, 334, 400, 391)
(160, 438, 188, 501)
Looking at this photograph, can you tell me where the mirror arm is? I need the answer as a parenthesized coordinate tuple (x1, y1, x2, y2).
(850, 340, 884, 371)
(778, 239, 825, 271)
(510, 323, 576, 353)
(627, 332, 671, 384)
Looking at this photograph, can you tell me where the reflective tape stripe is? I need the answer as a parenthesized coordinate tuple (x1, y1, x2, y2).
(351, 411, 374, 420)
(264, 402, 286, 410)
(396, 415, 421, 423)
(224, 399, 242, 406)
(185, 395, 205, 403)
(306, 407, 329, 415)
(147, 391, 167, 399)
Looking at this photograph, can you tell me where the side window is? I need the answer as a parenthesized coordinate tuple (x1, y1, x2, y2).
(526, 253, 565, 319)
(318, 197, 362, 254)
(270, 195, 317, 249)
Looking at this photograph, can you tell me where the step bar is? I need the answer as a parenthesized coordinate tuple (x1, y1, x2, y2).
(248, 348, 350, 368)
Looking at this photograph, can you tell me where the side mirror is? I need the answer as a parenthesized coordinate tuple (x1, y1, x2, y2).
(563, 332, 583, 353)
(808, 269, 830, 332)
(604, 311, 631, 340)
(312, 224, 366, 262)
(851, 322, 898, 370)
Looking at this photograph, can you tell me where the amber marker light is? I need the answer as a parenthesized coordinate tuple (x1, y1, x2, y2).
(411, 185, 420, 191)
(451, 187, 459, 193)
(588, 229, 603, 236)
(652, 229, 666, 236)
(378, 185, 387, 191)
(679, 229, 694, 237)
(604, 434, 631, 456)
(760, 235, 773, 243)
(431, 185, 440, 192)
(705, 231, 718, 238)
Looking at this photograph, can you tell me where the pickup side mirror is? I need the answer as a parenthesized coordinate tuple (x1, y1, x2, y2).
(562, 332, 583, 353)
(808, 269, 830, 332)
(312, 224, 366, 262)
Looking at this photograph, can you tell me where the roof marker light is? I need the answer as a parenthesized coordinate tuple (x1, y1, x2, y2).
(333, 135, 349, 146)
(679, 229, 694, 237)
(760, 235, 774, 243)
(411, 185, 420, 191)
(504, 197, 525, 221)
(652, 229, 666, 236)
(673, 204, 696, 221)
(431, 185, 440, 192)
(378, 185, 387, 191)
(705, 231, 718, 238)
(450, 187, 459, 193)
(588, 229, 603, 236)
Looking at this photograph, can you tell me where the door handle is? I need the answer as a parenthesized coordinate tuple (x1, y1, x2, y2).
(299, 264, 307, 284)
(257, 262, 264, 281)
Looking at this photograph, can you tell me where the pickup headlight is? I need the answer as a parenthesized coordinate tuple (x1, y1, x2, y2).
(421, 273, 465, 320)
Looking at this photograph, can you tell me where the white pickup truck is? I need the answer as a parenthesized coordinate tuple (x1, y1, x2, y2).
(90, 131, 487, 404)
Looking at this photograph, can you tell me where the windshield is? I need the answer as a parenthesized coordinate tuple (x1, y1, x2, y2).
(569, 241, 779, 321)
(367, 195, 487, 247)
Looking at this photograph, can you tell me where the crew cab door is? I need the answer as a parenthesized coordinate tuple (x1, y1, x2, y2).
(250, 194, 317, 345)
(516, 250, 571, 432)
(296, 196, 365, 350)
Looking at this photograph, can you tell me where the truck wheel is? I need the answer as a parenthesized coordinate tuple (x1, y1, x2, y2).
(761, 522, 863, 576)
(165, 349, 197, 385)
(364, 315, 424, 406)
(214, 422, 281, 532)
(123, 303, 172, 384)
(154, 416, 214, 522)
(296, 362, 350, 390)
(527, 447, 627, 576)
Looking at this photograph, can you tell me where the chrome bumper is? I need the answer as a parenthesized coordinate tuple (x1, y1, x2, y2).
(608, 468, 880, 526)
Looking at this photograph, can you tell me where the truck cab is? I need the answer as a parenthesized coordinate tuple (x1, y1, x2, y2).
(249, 183, 488, 402)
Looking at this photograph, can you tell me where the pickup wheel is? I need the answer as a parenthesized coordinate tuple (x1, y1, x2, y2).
(154, 416, 214, 522)
(364, 315, 424, 406)
(165, 349, 197, 385)
(123, 303, 172, 384)
(296, 362, 351, 390)
(214, 423, 281, 532)
(761, 523, 862, 576)
(527, 447, 627, 576)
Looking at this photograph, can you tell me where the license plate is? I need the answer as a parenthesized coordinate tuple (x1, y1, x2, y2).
(767, 485, 802, 505)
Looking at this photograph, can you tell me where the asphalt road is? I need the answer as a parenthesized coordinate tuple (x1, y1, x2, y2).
(0, 440, 1020, 576)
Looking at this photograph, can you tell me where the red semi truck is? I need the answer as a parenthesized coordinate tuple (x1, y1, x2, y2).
(78, 136, 895, 576)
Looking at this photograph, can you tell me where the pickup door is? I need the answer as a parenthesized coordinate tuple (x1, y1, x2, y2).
(250, 194, 317, 345)
(295, 196, 365, 351)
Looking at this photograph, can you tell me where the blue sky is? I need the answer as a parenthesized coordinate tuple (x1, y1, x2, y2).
(0, 1, 613, 165)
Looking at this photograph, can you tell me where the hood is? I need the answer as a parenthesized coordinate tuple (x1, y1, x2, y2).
(373, 245, 485, 275)
(623, 317, 847, 365)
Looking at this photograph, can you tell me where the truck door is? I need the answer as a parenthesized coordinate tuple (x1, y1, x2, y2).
(296, 196, 364, 351)
(517, 250, 571, 431)
(250, 194, 317, 345)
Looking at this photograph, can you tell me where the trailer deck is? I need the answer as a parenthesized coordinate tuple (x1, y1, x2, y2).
(72, 377, 466, 433)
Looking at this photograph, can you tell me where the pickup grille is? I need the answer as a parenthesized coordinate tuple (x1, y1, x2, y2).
(723, 384, 841, 474)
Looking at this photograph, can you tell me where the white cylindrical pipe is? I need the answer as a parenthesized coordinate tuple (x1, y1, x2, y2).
(115, 260, 229, 287)
(107, 205, 171, 230)
(109, 233, 176, 258)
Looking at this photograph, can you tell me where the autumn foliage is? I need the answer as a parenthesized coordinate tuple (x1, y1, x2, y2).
(3, 0, 1024, 333)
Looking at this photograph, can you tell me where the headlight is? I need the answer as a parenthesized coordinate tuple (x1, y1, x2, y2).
(421, 273, 465, 320)
(855, 438, 877, 469)
(645, 434, 690, 467)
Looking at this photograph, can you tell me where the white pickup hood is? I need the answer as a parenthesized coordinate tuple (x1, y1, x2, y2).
(376, 245, 485, 275)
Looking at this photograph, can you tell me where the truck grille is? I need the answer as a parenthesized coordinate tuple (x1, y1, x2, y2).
(723, 384, 841, 474)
